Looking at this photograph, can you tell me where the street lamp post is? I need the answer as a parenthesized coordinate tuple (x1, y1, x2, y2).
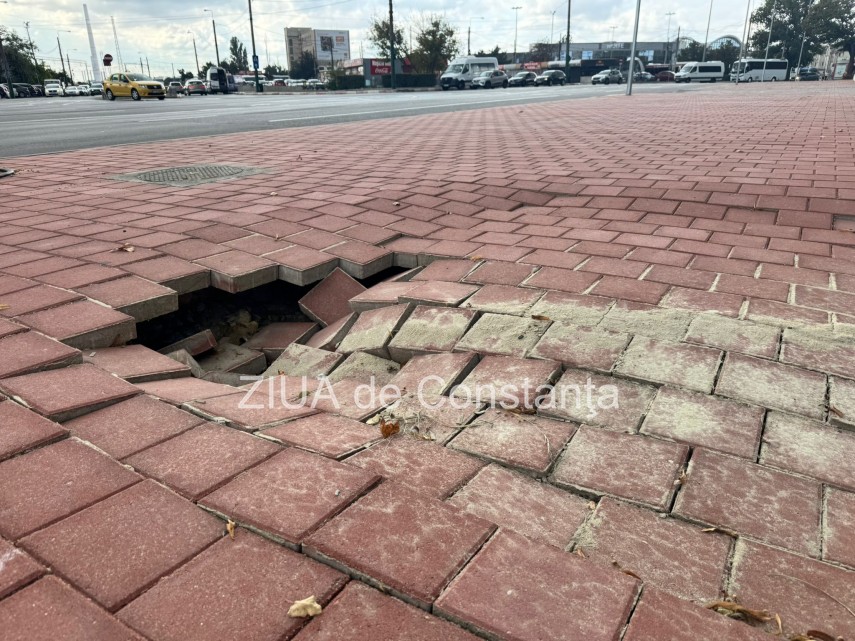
(665, 11, 675, 65)
(736, 0, 751, 84)
(388, 0, 396, 89)
(564, 0, 572, 76)
(550, 10, 556, 57)
(625, 0, 642, 95)
(796, 1, 815, 68)
(203, 9, 220, 66)
(188, 31, 200, 78)
(512, 6, 522, 64)
(762, 3, 775, 81)
(467, 17, 484, 56)
(702, 0, 714, 61)
(56, 30, 72, 85)
(248, 0, 261, 92)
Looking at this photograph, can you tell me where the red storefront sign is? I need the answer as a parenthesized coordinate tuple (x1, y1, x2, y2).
(370, 60, 392, 75)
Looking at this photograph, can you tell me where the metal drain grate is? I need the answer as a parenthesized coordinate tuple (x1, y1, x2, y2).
(115, 164, 260, 187)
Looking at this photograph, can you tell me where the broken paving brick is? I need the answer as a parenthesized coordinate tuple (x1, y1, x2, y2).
(263, 343, 344, 379)
(197, 343, 267, 376)
(336, 304, 412, 358)
(299, 268, 366, 326)
(158, 329, 217, 357)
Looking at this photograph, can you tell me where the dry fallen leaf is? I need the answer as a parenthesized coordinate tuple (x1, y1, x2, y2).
(0, 304, 9, 311)
(705, 600, 774, 624)
(226, 520, 236, 540)
(470, 255, 483, 261)
(574, 548, 586, 558)
(775, 613, 782, 636)
(611, 561, 642, 581)
(803, 630, 841, 641)
(829, 405, 845, 418)
(531, 314, 551, 321)
(380, 418, 400, 439)
(112, 243, 135, 253)
(288, 595, 322, 618)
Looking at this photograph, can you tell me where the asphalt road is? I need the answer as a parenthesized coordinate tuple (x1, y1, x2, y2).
(0, 83, 704, 159)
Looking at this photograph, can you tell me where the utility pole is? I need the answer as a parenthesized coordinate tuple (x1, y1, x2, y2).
(189, 32, 200, 78)
(204, 9, 220, 66)
(171, 63, 175, 78)
(736, 0, 751, 83)
(146, 57, 150, 76)
(564, 0, 572, 75)
(702, 0, 714, 61)
(512, 6, 522, 64)
(66, 53, 73, 82)
(248, 0, 261, 91)
(762, 3, 775, 81)
(23, 22, 38, 67)
(140, 55, 144, 74)
(284, 28, 289, 73)
(550, 11, 556, 57)
(389, 0, 396, 89)
(626, 0, 641, 95)
(674, 26, 680, 70)
(57, 36, 68, 83)
(796, 1, 814, 69)
(0, 32, 14, 99)
(665, 12, 675, 65)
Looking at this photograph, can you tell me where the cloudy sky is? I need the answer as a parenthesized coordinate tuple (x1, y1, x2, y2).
(2, 0, 755, 78)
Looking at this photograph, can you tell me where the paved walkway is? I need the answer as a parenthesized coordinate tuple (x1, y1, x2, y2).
(0, 82, 854, 641)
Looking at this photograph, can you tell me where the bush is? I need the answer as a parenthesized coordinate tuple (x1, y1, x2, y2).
(380, 74, 437, 88)
(329, 75, 365, 90)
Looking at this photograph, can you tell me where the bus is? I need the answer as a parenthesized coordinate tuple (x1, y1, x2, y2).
(730, 58, 789, 82)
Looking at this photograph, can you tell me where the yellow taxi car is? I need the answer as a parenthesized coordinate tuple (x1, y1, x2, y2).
(103, 73, 165, 101)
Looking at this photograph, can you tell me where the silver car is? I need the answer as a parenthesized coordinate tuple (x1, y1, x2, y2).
(471, 70, 509, 89)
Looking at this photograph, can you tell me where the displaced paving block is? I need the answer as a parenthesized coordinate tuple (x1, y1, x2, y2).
(124, 255, 210, 294)
(197, 343, 267, 376)
(304, 482, 496, 609)
(326, 351, 400, 386)
(400, 281, 479, 307)
(194, 250, 278, 293)
(448, 464, 589, 548)
(310, 379, 391, 421)
(243, 322, 318, 361)
(0, 330, 82, 379)
(76, 276, 178, 323)
(552, 427, 688, 509)
(599, 302, 694, 341)
(299, 268, 366, 326)
(830, 376, 855, 431)
(325, 240, 394, 279)
(464, 260, 537, 286)
(202, 448, 379, 546)
(19, 480, 222, 611)
(675, 448, 821, 556)
(83, 344, 190, 383)
(305, 312, 357, 350)
(527, 290, 613, 326)
(641, 387, 764, 459)
(387, 306, 477, 362)
(260, 413, 381, 459)
(16, 300, 136, 350)
(184, 390, 317, 431)
(781, 326, 855, 379)
(0, 318, 27, 339)
(459, 284, 544, 316)
(337, 304, 411, 358)
(263, 342, 344, 379)
(825, 487, 855, 568)
(615, 337, 722, 393)
(452, 355, 561, 410)
(530, 322, 630, 373)
(267, 245, 339, 286)
(0, 284, 82, 318)
(0, 537, 44, 600)
(685, 313, 781, 359)
(455, 312, 550, 358)
(136, 377, 239, 405)
(373, 393, 482, 444)
(164, 349, 205, 377)
(389, 351, 478, 396)
(0, 400, 67, 462)
(411, 259, 476, 282)
(348, 281, 420, 312)
(434, 530, 639, 641)
(158, 329, 217, 356)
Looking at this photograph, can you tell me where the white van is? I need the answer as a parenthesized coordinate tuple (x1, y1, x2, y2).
(675, 61, 725, 83)
(441, 56, 499, 90)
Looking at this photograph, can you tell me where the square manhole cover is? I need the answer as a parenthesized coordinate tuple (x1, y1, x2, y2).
(115, 164, 261, 187)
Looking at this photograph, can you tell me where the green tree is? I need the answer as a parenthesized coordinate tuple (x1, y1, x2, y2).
(176, 68, 194, 83)
(200, 60, 216, 77)
(263, 63, 287, 79)
(749, 0, 819, 68)
(0, 26, 58, 85)
(677, 39, 706, 61)
(228, 36, 248, 73)
(475, 45, 511, 64)
(292, 51, 317, 79)
(529, 41, 554, 63)
(408, 15, 459, 74)
(807, 0, 855, 77)
(368, 15, 406, 60)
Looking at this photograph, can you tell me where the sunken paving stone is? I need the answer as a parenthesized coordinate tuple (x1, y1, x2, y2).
(615, 336, 722, 393)
(760, 411, 855, 491)
(158, 329, 217, 356)
(729, 539, 855, 638)
(780, 326, 855, 379)
(0, 439, 140, 540)
(598, 302, 695, 342)
(529, 322, 631, 373)
(348, 281, 421, 313)
(263, 342, 344, 378)
(684, 313, 781, 359)
(577, 498, 732, 603)
(65, 394, 206, 460)
(123, 255, 211, 294)
(197, 342, 267, 375)
(412, 259, 477, 282)
(527, 290, 614, 326)
(193, 250, 278, 293)
(0, 400, 67, 461)
(825, 487, 855, 568)
(459, 284, 544, 315)
(184, 390, 317, 431)
(622, 587, 774, 641)
(0, 330, 82, 379)
(202, 447, 380, 547)
(259, 413, 381, 459)
(304, 312, 357, 350)
(83, 344, 190, 383)
(299, 268, 366, 326)
(715, 353, 827, 420)
(830, 376, 855, 431)
(124, 424, 282, 500)
(400, 281, 480, 307)
(434, 530, 639, 641)
(640, 387, 765, 459)
(344, 437, 485, 500)
(463, 260, 537, 286)
(452, 355, 561, 410)
(0, 576, 147, 641)
(540, 369, 657, 431)
(447, 464, 590, 548)
(0, 538, 44, 599)
(552, 427, 689, 509)
(326, 351, 400, 386)
(135, 377, 240, 405)
(0, 284, 82, 317)
(19, 480, 223, 612)
(448, 408, 576, 475)
(387, 306, 477, 362)
(304, 482, 496, 609)
(0, 363, 140, 422)
(336, 304, 412, 357)
(388, 351, 478, 396)
(117, 531, 348, 641)
(311, 379, 391, 421)
(243, 321, 319, 361)
(454, 313, 551, 358)
(292, 580, 480, 641)
(15, 300, 137, 350)
(675, 448, 822, 556)
(75, 276, 178, 322)
(377, 394, 483, 444)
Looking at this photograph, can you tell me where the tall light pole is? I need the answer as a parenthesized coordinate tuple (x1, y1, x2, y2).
(550, 10, 556, 55)
(762, 2, 775, 81)
(0, 1, 14, 99)
(389, 0, 396, 89)
(625, 0, 642, 95)
(57, 30, 72, 85)
(702, 0, 714, 61)
(248, 0, 261, 91)
(796, 0, 815, 68)
(188, 31, 200, 78)
(564, 0, 572, 76)
(512, 6, 522, 64)
(203, 9, 220, 66)
(665, 11, 675, 65)
(467, 16, 484, 55)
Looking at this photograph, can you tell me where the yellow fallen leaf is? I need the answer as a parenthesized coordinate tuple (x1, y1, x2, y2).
(288, 595, 322, 618)
(0, 304, 9, 311)
(226, 519, 236, 540)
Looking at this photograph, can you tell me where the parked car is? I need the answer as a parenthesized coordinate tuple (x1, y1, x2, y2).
(656, 70, 675, 82)
(103, 73, 165, 100)
(89, 82, 103, 95)
(64, 85, 80, 96)
(167, 81, 184, 93)
(29, 84, 45, 96)
(306, 78, 325, 89)
(12, 83, 33, 97)
(471, 69, 509, 88)
(288, 79, 307, 88)
(535, 69, 566, 86)
(0, 84, 12, 98)
(591, 69, 623, 85)
(184, 79, 207, 95)
(79, 84, 92, 95)
(633, 71, 656, 82)
(43, 79, 64, 96)
(508, 71, 538, 87)
(796, 66, 820, 81)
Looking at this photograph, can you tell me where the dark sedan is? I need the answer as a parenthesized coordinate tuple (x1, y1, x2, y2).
(508, 71, 537, 87)
(796, 67, 820, 81)
(535, 69, 566, 86)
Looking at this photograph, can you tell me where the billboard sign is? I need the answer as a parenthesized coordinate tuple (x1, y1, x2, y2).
(370, 60, 391, 75)
(314, 30, 350, 62)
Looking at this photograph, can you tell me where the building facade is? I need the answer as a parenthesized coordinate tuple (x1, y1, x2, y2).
(286, 28, 351, 73)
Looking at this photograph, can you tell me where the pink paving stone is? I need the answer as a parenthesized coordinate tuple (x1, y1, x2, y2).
(529, 322, 631, 373)
(348, 281, 420, 312)
(345, 437, 484, 499)
(463, 260, 537, 286)
(452, 355, 561, 410)
(0, 274, 39, 296)
(552, 427, 688, 509)
(15, 299, 136, 350)
(0, 318, 27, 339)
(454, 313, 551, 358)
(662, 287, 743, 317)
(523, 266, 600, 294)
(0, 576, 147, 641)
(123, 255, 211, 294)
(684, 313, 781, 359)
(65, 394, 205, 460)
(541, 369, 657, 431)
(0, 537, 44, 599)
(0, 438, 140, 540)
(201, 447, 379, 546)
(730, 540, 855, 638)
(411, 258, 477, 282)
(715, 353, 827, 419)
(304, 312, 357, 350)
(449, 408, 576, 475)
(387, 306, 477, 362)
(781, 326, 855, 379)
(75, 276, 178, 322)
(376, 393, 483, 444)
(0, 284, 82, 317)
(675, 448, 821, 556)
(0, 400, 67, 461)
(760, 412, 855, 492)
(622, 587, 773, 641)
(243, 321, 318, 361)
(599, 301, 694, 341)
(434, 529, 639, 641)
(0, 330, 82, 379)
(124, 423, 281, 500)
(336, 303, 411, 357)
(447, 463, 589, 548)
(311, 378, 391, 421)
(36, 264, 126, 289)
(19, 480, 222, 612)
(299, 268, 366, 326)
(83, 344, 190, 383)
(641, 387, 764, 459)
(459, 284, 544, 315)
(397, 282, 479, 311)
(323, 240, 394, 279)
(388, 351, 478, 396)
(135, 377, 239, 405)
(263, 342, 344, 378)
(266, 245, 339, 286)
(293, 580, 479, 641)
(830, 375, 855, 431)
(194, 250, 278, 293)
(184, 390, 317, 431)
(260, 413, 381, 459)
(326, 350, 400, 385)
(158, 238, 230, 260)
(745, 297, 830, 328)
(615, 336, 722, 393)
(197, 343, 266, 375)
(159, 329, 218, 356)
(117, 531, 347, 641)
(527, 289, 614, 326)
(825, 488, 855, 568)
(578, 498, 732, 602)
(304, 482, 496, 609)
